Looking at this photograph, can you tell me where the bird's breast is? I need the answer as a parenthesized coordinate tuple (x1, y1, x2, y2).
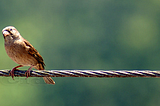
(5, 40, 38, 66)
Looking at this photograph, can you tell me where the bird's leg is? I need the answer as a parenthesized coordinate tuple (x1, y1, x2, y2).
(10, 65, 23, 80)
(25, 65, 34, 79)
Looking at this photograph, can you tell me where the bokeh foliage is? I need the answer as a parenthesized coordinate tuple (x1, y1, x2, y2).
(0, 0, 160, 106)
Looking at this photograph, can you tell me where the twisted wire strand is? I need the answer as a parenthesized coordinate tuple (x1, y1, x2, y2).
(0, 70, 160, 78)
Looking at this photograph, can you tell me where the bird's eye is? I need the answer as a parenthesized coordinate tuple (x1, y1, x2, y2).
(10, 29, 12, 31)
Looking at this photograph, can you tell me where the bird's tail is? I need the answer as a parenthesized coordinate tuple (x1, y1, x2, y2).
(34, 63, 55, 85)
(43, 77, 55, 85)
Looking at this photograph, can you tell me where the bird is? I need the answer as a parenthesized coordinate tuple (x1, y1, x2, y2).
(2, 26, 55, 85)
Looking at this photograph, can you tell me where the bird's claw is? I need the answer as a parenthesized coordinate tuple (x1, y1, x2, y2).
(10, 65, 23, 80)
(25, 66, 33, 79)
(9, 70, 15, 80)
(25, 70, 31, 79)
(10, 68, 20, 80)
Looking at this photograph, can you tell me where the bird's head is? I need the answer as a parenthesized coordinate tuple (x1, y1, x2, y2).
(2, 26, 21, 42)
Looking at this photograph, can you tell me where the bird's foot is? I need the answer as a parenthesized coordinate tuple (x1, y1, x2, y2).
(10, 65, 23, 80)
(25, 70, 30, 79)
(25, 66, 33, 79)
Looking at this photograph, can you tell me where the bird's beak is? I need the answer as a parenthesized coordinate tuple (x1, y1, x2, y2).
(2, 30, 10, 38)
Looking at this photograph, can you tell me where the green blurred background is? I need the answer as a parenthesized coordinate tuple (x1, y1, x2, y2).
(0, 0, 160, 106)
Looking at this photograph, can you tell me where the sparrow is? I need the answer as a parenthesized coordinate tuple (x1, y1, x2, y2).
(2, 26, 55, 85)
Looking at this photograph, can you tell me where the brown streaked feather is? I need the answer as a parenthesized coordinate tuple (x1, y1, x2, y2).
(35, 63, 44, 70)
(24, 40, 45, 69)
(43, 77, 55, 85)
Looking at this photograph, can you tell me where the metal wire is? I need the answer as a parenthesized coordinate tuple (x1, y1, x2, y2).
(0, 70, 160, 78)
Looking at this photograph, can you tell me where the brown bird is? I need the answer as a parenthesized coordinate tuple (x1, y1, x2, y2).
(2, 26, 55, 85)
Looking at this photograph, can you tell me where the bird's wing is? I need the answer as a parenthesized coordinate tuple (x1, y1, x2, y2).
(24, 40, 45, 66)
